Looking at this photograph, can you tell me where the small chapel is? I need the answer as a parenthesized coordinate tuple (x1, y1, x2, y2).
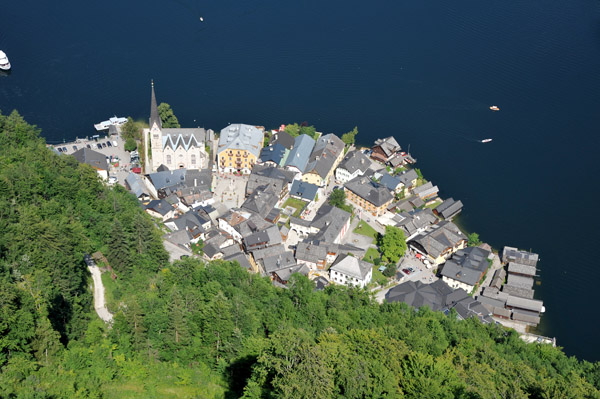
(143, 81, 211, 171)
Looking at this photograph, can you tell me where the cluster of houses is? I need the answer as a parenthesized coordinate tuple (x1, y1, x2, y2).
(475, 247, 544, 326)
(107, 82, 546, 330)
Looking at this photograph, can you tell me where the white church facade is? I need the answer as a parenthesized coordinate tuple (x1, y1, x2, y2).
(143, 82, 211, 172)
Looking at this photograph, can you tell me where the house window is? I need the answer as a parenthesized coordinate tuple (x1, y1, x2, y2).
(191, 154, 196, 165)
(167, 155, 172, 164)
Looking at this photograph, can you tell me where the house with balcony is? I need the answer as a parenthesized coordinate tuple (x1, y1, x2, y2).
(302, 134, 345, 186)
(217, 124, 264, 174)
(371, 136, 401, 164)
(335, 150, 371, 184)
(284, 134, 316, 175)
(408, 221, 467, 265)
(344, 175, 394, 217)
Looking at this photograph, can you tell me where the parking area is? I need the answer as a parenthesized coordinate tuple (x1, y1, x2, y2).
(49, 133, 135, 186)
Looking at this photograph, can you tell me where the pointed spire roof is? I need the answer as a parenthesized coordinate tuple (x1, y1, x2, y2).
(150, 80, 162, 130)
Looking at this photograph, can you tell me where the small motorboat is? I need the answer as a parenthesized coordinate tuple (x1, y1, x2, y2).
(489, 105, 500, 111)
(94, 116, 128, 131)
(0, 51, 11, 71)
(481, 139, 493, 143)
(199, 16, 204, 22)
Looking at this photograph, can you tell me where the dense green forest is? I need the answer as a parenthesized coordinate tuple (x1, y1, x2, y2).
(1, 110, 599, 398)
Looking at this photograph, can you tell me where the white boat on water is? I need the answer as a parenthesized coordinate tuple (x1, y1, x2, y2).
(94, 116, 128, 131)
(481, 139, 492, 143)
(0, 51, 11, 71)
(489, 105, 500, 111)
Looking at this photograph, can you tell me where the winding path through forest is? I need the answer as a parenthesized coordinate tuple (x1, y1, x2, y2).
(87, 264, 113, 323)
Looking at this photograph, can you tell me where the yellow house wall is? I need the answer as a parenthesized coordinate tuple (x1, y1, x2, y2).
(302, 172, 322, 186)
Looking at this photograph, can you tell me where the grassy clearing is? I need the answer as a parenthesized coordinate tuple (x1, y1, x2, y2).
(372, 266, 388, 286)
(353, 221, 378, 243)
(362, 247, 381, 265)
(283, 197, 307, 217)
(425, 199, 443, 210)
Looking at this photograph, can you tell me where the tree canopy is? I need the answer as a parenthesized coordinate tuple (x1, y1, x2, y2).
(0, 110, 599, 398)
(157, 102, 180, 128)
(284, 123, 318, 140)
(328, 188, 353, 214)
(468, 232, 482, 247)
(378, 225, 408, 263)
(341, 126, 358, 146)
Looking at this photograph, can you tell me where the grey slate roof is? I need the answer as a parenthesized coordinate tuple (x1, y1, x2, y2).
(273, 264, 310, 282)
(440, 200, 463, 219)
(502, 246, 539, 266)
(244, 225, 282, 249)
(394, 208, 438, 237)
(310, 204, 351, 242)
(163, 229, 192, 247)
(506, 296, 544, 313)
(413, 181, 439, 199)
(271, 131, 295, 149)
(338, 150, 371, 175)
(246, 165, 292, 196)
(148, 169, 187, 191)
(259, 143, 288, 165)
(379, 173, 403, 191)
(150, 81, 162, 129)
(397, 169, 418, 187)
(203, 243, 221, 259)
(345, 176, 394, 207)
(241, 185, 280, 218)
(330, 255, 372, 280)
(263, 251, 297, 274)
(373, 136, 401, 157)
(284, 134, 316, 172)
(304, 134, 345, 179)
(502, 285, 535, 299)
(234, 214, 273, 238)
(506, 274, 534, 289)
(125, 172, 149, 199)
(295, 241, 328, 264)
(252, 244, 286, 261)
(507, 262, 537, 277)
(144, 199, 174, 216)
(409, 221, 466, 259)
(161, 128, 207, 151)
(290, 180, 319, 202)
(72, 148, 109, 171)
(218, 124, 264, 158)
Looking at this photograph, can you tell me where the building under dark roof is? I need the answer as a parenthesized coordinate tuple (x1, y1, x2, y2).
(259, 143, 288, 166)
(434, 197, 464, 220)
(271, 130, 295, 150)
(289, 180, 319, 202)
(385, 280, 493, 323)
(440, 246, 491, 289)
(345, 175, 394, 207)
(72, 148, 109, 171)
(241, 185, 280, 219)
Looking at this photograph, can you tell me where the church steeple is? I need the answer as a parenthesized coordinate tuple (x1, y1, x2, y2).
(149, 79, 162, 130)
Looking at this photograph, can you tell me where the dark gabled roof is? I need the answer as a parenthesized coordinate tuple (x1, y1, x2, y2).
(435, 198, 456, 214)
(289, 180, 319, 201)
(125, 172, 149, 198)
(310, 204, 351, 242)
(439, 247, 491, 287)
(304, 134, 345, 179)
(338, 150, 371, 175)
(295, 241, 328, 263)
(379, 173, 403, 191)
(144, 199, 174, 216)
(409, 221, 466, 259)
(345, 176, 394, 207)
(203, 243, 221, 259)
(150, 80, 162, 129)
(437, 198, 463, 219)
(148, 169, 187, 190)
(259, 143, 287, 165)
(244, 225, 282, 247)
(157, 164, 170, 172)
(72, 148, 108, 171)
(223, 252, 252, 269)
(373, 136, 401, 157)
(285, 134, 316, 172)
(263, 251, 297, 273)
(271, 131, 295, 150)
(241, 185, 279, 218)
(397, 169, 418, 186)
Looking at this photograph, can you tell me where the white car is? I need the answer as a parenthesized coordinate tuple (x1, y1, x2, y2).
(108, 176, 118, 185)
(112, 140, 118, 147)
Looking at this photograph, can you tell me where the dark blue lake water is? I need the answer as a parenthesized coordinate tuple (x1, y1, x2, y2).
(2, 0, 600, 360)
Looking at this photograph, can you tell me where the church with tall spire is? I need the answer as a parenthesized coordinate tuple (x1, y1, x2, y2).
(143, 81, 211, 172)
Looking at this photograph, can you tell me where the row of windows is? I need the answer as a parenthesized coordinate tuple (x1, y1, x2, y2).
(166, 154, 197, 164)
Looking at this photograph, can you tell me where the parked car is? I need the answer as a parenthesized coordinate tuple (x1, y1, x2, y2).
(402, 268, 411, 275)
(106, 141, 112, 147)
(56, 147, 63, 153)
(102, 142, 107, 148)
(112, 140, 118, 147)
(62, 147, 67, 152)
(108, 176, 118, 185)
(86, 144, 91, 149)
(72, 145, 77, 151)
(97, 143, 102, 150)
